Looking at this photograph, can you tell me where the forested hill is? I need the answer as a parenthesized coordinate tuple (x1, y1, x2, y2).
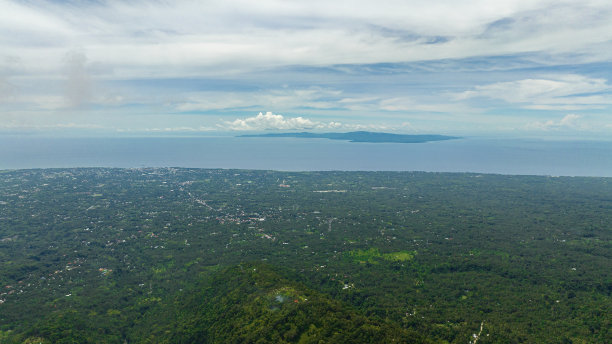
(135, 263, 428, 343)
(238, 131, 459, 143)
(16, 264, 426, 344)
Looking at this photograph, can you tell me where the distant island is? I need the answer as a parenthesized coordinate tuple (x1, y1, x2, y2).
(238, 131, 459, 143)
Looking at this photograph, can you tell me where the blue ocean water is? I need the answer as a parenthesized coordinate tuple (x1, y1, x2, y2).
(1, 136, 612, 177)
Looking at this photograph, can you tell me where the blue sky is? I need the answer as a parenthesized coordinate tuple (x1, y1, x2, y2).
(1, 0, 612, 137)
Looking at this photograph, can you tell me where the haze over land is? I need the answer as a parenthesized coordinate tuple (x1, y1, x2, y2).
(1, 1, 612, 138)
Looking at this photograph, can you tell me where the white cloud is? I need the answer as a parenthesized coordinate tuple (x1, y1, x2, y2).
(526, 114, 585, 130)
(456, 74, 612, 110)
(223, 112, 322, 131)
(3, 1, 612, 79)
(221, 111, 412, 132)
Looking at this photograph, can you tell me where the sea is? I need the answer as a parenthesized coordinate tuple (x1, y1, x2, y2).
(1, 136, 612, 177)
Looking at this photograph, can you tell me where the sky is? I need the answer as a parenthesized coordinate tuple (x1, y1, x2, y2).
(1, 0, 612, 138)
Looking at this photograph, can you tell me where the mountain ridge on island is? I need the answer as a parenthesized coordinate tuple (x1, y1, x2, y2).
(238, 131, 459, 143)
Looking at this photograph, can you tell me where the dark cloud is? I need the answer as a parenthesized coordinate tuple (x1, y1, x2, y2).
(63, 51, 92, 108)
(0, 77, 15, 103)
(0, 56, 20, 103)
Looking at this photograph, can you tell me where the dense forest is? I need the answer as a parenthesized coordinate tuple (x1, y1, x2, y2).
(0, 168, 610, 343)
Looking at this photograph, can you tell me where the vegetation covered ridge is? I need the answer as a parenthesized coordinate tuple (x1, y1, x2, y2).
(149, 263, 428, 343)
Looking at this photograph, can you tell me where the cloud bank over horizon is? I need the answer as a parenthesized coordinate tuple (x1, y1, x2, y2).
(1, 0, 612, 137)
(222, 112, 336, 131)
(220, 112, 398, 132)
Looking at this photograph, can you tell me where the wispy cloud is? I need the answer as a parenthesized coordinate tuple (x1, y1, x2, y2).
(3, 1, 612, 78)
(525, 114, 585, 131)
(456, 74, 612, 110)
(117, 126, 215, 133)
(176, 87, 343, 112)
(0, 121, 104, 130)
